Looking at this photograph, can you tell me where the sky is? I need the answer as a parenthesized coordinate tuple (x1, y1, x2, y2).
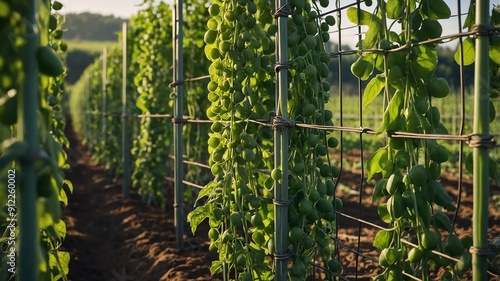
(60, 0, 499, 48)
(60, 0, 147, 18)
(60, 0, 500, 19)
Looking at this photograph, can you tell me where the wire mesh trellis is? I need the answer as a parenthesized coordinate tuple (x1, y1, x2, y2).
(76, 0, 500, 280)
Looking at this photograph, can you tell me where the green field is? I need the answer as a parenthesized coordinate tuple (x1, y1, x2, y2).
(66, 40, 119, 54)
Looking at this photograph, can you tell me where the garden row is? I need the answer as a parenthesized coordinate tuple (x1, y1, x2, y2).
(70, 1, 499, 281)
(0, 0, 72, 280)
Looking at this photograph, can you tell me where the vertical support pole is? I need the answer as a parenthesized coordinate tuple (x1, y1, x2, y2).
(87, 74, 91, 140)
(102, 47, 107, 145)
(173, 0, 185, 250)
(18, 1, 39, 280)
(122, 22, 130, 200)
(83, 75, 88, 137)
(472, 0, 490, 280)
(274, 0, 289, 280)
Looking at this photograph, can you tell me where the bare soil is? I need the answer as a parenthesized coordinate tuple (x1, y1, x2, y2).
(62, 120, 499, 281)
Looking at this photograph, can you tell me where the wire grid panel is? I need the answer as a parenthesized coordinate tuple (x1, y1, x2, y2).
(78, 0, 500, 280)
(322, 0, 499, 280)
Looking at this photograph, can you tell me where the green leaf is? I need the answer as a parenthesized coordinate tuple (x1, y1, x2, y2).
(364, 22, 382, 48)
(38, 205, 55, 230)
(373, 229, 393, 249)
(491, 4, 500, 27)
(55, 220, 67, 239)
(195, 181, 217, 203)
(463, 0, 476, 29)
(59, 188, 68, 206)
(49, 250, 70, 280)
(210, 260, 224, 275)
(63, 179, 73, 194)
(422, 0, 451, 19)
(377, 90, 404, 134)
(351, 56, 374, 80)
(378, 203, 391, 223)
(372, 179, 388, 203)
(187, 204, 210, 234)
(490, 40, 500, 65)
(386, 0, 404, 19)
(363, 74, 385, 108)
(347, 7, 374, 26)
(455, 37, 475, 66)
(366, 147, 388, 181)
(411, 45, 437, 80)
(136, 95, 148, 112)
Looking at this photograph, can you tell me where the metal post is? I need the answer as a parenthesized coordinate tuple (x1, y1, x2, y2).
(472, 0, 490, 280)
(86, 74, 91, 139)
(173, 0, 185, 250)
(122, 22, 130, 200)
(274, 0, 289, 279)
(102, 47, 107, 145)
(18, 1, 39, 280)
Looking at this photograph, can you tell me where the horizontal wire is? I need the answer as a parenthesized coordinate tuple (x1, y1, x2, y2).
(319, 0, 364, 17)
(184, 75, 211, 83)
(330, 49, 358, 57)
(329, 25, 360, 34)
(334, 211, 386, 231)
(185, 119, 214, 124)
(86, 109, 493, 145)
(135, 113, 173, 118)
(335, 210, 464, 264)
(402, 272, 423, 281)
(336, 26, 499, 57)
(167, 154, 211, 169)
(182, 180, 205, 189)
(183, 160, 210, 170)
(335, 238, 379, 264)
(164, 176, 205, 189)
(307, 261, 351, 281)
(170, 75, 211, 87)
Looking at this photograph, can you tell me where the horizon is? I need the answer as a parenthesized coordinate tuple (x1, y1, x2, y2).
(60, 0, 500, 48)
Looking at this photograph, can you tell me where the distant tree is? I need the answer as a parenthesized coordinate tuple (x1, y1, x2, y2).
(62, 13, 127, 41)
(436, 46, 474, 89)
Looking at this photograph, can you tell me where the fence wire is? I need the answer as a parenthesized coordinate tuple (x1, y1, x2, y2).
(80, 0, 500, 280)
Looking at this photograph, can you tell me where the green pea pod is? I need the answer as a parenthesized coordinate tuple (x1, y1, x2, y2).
(430, 180, 453, 207)
(37, 46, 64, 77)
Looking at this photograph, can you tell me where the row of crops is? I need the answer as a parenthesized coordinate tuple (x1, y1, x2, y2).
(70, 0, 500, 280)
(0, 0, 497, 280)
(0, 0, 71, 280)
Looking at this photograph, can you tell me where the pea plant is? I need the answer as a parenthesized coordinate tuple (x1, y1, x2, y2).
(0, 0, 72, 279)
(130, 2, 174, 206)
(350, 0, 498, 280)
(188, 0, 342, 279)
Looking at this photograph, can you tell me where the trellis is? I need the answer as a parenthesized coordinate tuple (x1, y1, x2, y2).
(78, 0, 499, 280)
